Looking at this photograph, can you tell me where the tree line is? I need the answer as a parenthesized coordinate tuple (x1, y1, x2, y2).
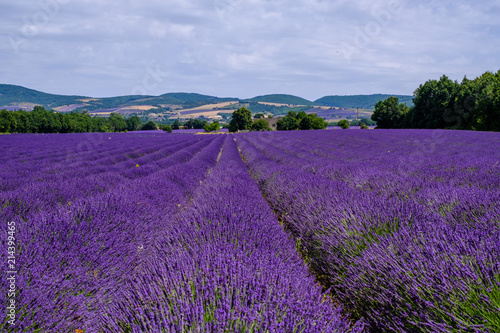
(372, 70, 500, 131)
(0, 106, 160, 133)
(227, 107, 328, 132)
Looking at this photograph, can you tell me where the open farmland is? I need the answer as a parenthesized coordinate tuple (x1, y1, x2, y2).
(1, 130, 499, 332)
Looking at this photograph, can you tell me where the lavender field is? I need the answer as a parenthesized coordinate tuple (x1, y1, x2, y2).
(1, 130, 499, 332)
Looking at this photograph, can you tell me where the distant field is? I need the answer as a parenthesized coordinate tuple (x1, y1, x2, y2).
(0, 106, 31, 111)
(88, 105, 158, 115)
(77, 98, 99, 102)
(0, 103, 38, 111)
(176, 110, 226, 118)
(53, 104, 88, 112)
(305, 107, 373, 119)
(179, 101, 238, 112)
(256, 101, 307, 107)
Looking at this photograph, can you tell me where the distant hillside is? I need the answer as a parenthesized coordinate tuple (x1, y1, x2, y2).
(245, 94, 314, 106)
(315, 94, 413, 109)
(0, 84, 238, 112)
(1, 84, 412, 118)
(0, 84, 87, 108)
(160, 92, 235, 104)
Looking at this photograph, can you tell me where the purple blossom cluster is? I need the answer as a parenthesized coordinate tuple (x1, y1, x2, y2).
(0, 132, 361, 332)
(236, 129, 500, 332)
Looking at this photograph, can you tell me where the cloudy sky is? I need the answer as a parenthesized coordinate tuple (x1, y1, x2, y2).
(1, 0, 499, 100)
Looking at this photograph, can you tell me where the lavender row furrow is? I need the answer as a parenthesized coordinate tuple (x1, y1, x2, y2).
(98, 136, 363, 332)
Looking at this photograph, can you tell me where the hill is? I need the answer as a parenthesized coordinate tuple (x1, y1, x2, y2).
(315, 94, 413, 109)
(1, 84, 411, 119)
(244, 94, 314, 106)
(0, 84, 239, 113)
(0, 84, 88, 109)
(160, 92, 236, 104)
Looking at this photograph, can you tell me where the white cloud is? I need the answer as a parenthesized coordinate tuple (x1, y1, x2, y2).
(0, 0, 499, 100)
(149, 21, 168, 39)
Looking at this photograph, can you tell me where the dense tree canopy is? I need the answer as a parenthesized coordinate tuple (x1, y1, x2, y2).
(406, 75, 459, 129)
(204, 121, 220, 132)
(338, 119, 350, 129)
(126, 115, 142, 131)
(371, 96, 408, 129)
(229, 107, 252, 132)
(251, 119, 272, 131)
(108, 113, 127, 132)
(276, 111, 327, 131)
(160, 125, 173, 133)
(142, 120, 158, 131)
(171, 119, 181, 130)
(184, 118, 207, 129)
(371, 69, 500, 132)
(0, 106, 149, 133)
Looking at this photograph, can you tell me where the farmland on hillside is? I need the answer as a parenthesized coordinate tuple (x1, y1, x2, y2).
(1, 129, 499, 332)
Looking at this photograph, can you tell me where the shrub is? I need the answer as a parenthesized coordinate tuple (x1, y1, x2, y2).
(338, 119, 350, 129)
(161, 125, 173, 133)
(251, 119, 271, 131)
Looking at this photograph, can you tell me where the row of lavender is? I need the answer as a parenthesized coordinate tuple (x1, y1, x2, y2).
(99, 135, 362, 332)
(237, 130, 500, 332)
(0, 132, 360, 331)
(0, 132, 225, 331)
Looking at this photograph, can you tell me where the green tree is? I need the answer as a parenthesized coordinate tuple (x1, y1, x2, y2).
(299, 114, 313, 130)
(160, 125, 173, 133)
(12, 111, 31, 133)
(372, 96, 408, 129)
(142, 121, 158, 130)
(126, 115, 142, 131)
(338, 119, 350, 129)
(172, 118, 181, 130)
(361, 118, 376, 126)
(309, 114, 328, 129)
(277, 111, 299, 131)
(406, 76, 459, 129)
(229, 107, 252, 132)
(0, 110, 16, 133)
(251, 119, 271, 131)
(108, 113, 127, 132)
(254, 113, 265, 119)
(193, 118, 208, 129)
(204, 121, 220, 132)
(360, 123, 369, 129)
(296, 111, 307, 122)
(184, 118, 207, 129)
(470, 70, 500, 131)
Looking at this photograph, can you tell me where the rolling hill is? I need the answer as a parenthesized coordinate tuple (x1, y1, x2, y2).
(1, 84, 413, 118)
(0, 84, 87, 109)
(244, 94, 314, 106)
(315, 94, 413, 109)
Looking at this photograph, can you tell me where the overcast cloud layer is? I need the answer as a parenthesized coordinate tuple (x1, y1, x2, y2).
(1, 0, 499, 100)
